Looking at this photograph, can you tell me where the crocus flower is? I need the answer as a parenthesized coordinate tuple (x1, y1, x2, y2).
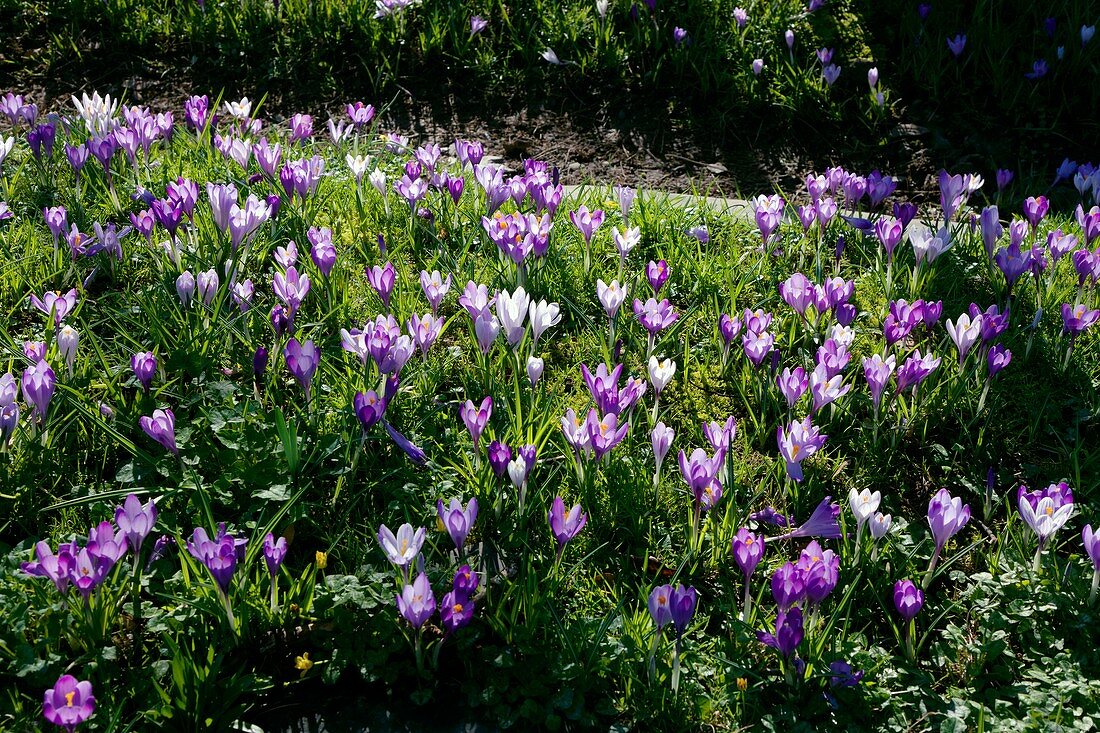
(419, 270, 452, 314)
(377, 523, 426, 570)
(1017, 482, 1074, 553)
(799, 540, 839, 605)
(870, 512, 892, 541)
(634, 297, 679, 334)
(893, 580, 924, 621)
(284, 339, 319, 400)
(197, 269, 219, 305)
(115, 494, 157, 553)
(548, 496, 587, 553)
(367, 262, 396, 309)
(131, 351, 157, 391)
(771, 497, 843, 541)
(438, 498, 478, 550)
(1062, 303, 1100, 337)
(649, 585, 674, 629)
(648, 356, 676, 396)
(43, 674, 95, 733)
(809, 363, 850, 413)
(946, 313, 983, 364)
(256, 533, 286, 579)
(777, 417, 827, 482)
(488, 440, 511, 477)
(460, 396, 492, 451)
(651, 422, 674, 481)
(646, 260, 669, 292)
(353, 390, 387, 431)
(849, 488, 881, 541)
(527, 356, 544, 386)
(1083, 526, 1100, 604)
(569, 205, 604, 245)
(396, 572, 436, 629)
(139, 408, 178, 455)
(758, 606, 803, 658)
(597, 279, 628, 319)
(469, 14, 488, 36)
(987, 344, 1012, 378)
(947, 34, 966, 57)
(385, 421, 428, 465)
(925, 488, 970, 586)
(22, 360, 56, 423)
(729, 525, 763, 580)
(187, 525, 243, 593)
(30, 289, 78, 327)
(441, 589, 475, 633)
(21, 541, 74, 595)
(669, 585, 697, 639)
(770, 562, 806, 611)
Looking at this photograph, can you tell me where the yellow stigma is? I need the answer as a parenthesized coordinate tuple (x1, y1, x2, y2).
(65, 691, 75, 707)
(1045, 506, 1054, 516)
(453, 603, 464, 613)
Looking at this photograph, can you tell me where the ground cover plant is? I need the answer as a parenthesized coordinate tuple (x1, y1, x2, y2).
(0, 92, 1098, 731)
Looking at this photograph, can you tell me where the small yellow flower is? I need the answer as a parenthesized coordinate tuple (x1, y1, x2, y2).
(315, 551, 328, 569)
(295, 652, 313, 676)
(736, 677, 748, 692)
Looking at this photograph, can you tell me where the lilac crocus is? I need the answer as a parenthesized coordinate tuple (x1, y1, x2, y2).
(140, 408, 177, 455)
(187, 525, 243, 593)
(367, 262, 396, 309)
(633, 297, 679, 334)
(21, 541, 74, 595)
(262, 533, 287, 577)
(1062, 303, 1100, 337)
(732, 528, 764, 619)
(283, 339, 319, 400)
(131, 351, 157, 391)
(1083, 526, 1100, 604)
(438, 498, 478, 550)
(548, 496, 587, 554)
(924, 488, 970, 586)
(777, 417, 827, 482)
(568, 205, 604, 245)
(771, 497, 843, 541)
(947, 34, 966, 57)
(115, 494, 157, 553)
(397, 572, 436, 629)
(30, 289, 78, 327)
(460, 396, 492, 451)
(385, 421, 428, 465)
(651, 422, 674, 482)
(946, 313, 983, 364)
(862, 354, 895, 411)
(758, 605, 804, 659)
(646, 260, 669, 292)
(43, 674, 96, 733)
(22, 360, 56, 423)
(893, 579, 923, 621)
(1017, 483, 1074, 565)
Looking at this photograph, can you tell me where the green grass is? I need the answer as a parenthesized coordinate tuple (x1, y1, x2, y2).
(0, 99, 1097, 731)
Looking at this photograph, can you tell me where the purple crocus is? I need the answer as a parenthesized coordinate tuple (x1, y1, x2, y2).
(568, 205, 605, 245)
(947, 34, 966, 57)
(21, 541, 74, 595)
(732, 528, 764, 619)
(633, 297, 679, 334)
(353, 390, 387, 431)
(758, 606, 803, 658)
(893, 579, 923, 620)
(646, 260, 670, 292)
(263, 533, 288, 577)
(777, 417, 827, 482)
(114, 494, 157, 553)
(396, 572, 436, 629)
(1062, 303, 1100, 337)
(131, 351, 157, 391)
(30, 289, 78, 327)
(1083, 526, 1100, 604)
(22, 360, 56, 423)
(43, 674, 95, 733)
(186, 525, 242, 593)
(924, 488, 970, 586)
(283, 339, 319, 400)
(770, 497, 843, 541)
(441, 589, 475, 633)
(437, 497, 478, 550)
(385, 421, 429, 465)
(460, 396, 492, 451)
(548, 496, 587, 554)
(139, 408, 178, 455)
(367, 262, 397, 310)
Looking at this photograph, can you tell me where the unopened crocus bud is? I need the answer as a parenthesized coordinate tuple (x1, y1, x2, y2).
(57, 325, 79, 375)
(253, 346, 269, 379)
(867, 67, 879, 88)
(527, 356, 545, 386)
